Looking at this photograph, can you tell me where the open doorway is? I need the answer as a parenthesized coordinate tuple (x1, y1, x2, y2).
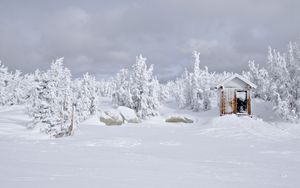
(236, 91, 248, 114)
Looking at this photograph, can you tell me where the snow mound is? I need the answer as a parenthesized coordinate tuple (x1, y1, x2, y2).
(201, 115, 291, 139)
(165, 115, 194, 123)
(117, 106, 140, 123)
(99, 109, 123, 126)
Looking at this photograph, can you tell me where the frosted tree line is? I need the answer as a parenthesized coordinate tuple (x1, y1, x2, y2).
(244, 40, 300, 122)
(0, 58, 100, 137)
(1, 41, 300, 137)
(0, 55, 161, 137)
(0, 62, 32, 106)
(165, 51, 232, 111)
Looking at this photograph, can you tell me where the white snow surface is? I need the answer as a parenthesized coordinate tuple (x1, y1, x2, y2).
(1, 98, 300, 188)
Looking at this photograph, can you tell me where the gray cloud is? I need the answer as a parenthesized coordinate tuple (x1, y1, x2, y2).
(0, 0, 299, 81)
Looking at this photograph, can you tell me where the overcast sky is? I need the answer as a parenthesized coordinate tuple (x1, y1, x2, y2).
(0, 0, 299, 81)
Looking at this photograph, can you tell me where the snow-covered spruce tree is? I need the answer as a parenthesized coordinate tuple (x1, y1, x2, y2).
(171, 52, 231, 111)
(266, 46, 296, 121)
(171, 79, 183, 108)
(243, 60, 270, 100)
(286, 42, 300, 117)
(7, 70, 34, 105)
(130, 55, 160, 118)
(190, 51, 202, 111)
(112, 68, 132, 107)
(0, 62, 32, 106)
(72, 72, 98, 122)
(158, 83, 170, 102)
(175, 51, 212, 111)
(97, 80, 113, 97)
(245, 40, 300, 122)
(191, 53, 212, 112)
(273, 92, 297, 122)
(28, 58, 75, 137)
(112, 55, 160, 118)
(178, 68, 192, 108)
(0, 61, 13, 105)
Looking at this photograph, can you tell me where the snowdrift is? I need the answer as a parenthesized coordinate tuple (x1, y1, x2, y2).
(203, 115, 292, 139)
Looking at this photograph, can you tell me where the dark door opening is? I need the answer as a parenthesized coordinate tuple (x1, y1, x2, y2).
(236, 91, 248, 114)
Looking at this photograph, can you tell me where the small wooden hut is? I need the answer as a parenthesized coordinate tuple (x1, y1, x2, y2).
(216, 74, 257, 116)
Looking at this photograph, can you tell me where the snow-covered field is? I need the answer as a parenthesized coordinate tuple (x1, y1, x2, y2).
(1, 99, 300, 188)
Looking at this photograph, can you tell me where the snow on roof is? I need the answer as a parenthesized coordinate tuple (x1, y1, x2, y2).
(217, 73, 257, 89)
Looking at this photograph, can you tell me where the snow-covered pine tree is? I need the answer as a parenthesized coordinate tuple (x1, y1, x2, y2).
(189, 51, 212, 111)
(73, 72, 98, 122)
(29, 58, 75, 137)
(172, 77, 186, 108)
(112, 68, 132, 108)
(9, 70, 25, 105)
(243, 60, 270, 100)
(266, 46, 295, 120)
(130, 55, 159, 118)
(273, 92, 297, 122)
(97, 80, 113, 97)
(112, 55, 160, 118)
(201, 66, 212, 111)
(0, 61, 13, 105)
(171, 52, 233, 111)
(191, 51, 202, 111)
(8, 70, 35, 105)
(0, 62, 32, 106)
(158, 83, 170, 102)
(286, 42, 300, 118)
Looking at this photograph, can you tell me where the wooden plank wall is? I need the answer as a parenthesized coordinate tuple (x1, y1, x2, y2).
(220, 88, 252, 116)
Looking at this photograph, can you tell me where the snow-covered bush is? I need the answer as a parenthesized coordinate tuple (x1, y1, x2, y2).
(112, 55, 160, 118)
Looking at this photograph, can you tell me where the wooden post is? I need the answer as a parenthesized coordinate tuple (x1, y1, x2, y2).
(220, 89, 225, 116)
(68, 103, 76, 136)
(233, 90, 237, 114)
(247, 90, 251, 115)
